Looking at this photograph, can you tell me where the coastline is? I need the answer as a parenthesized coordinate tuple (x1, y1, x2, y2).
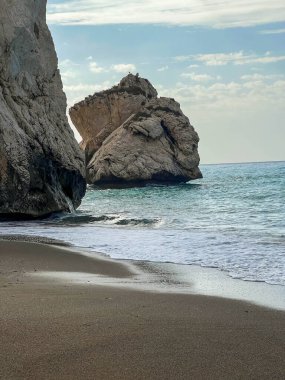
(1, 239, 285, 379)
(1, 234, 285, 311)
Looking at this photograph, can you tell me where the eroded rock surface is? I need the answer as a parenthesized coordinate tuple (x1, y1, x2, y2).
(70, 74, 202, 186)
(0, 0, 86, 217)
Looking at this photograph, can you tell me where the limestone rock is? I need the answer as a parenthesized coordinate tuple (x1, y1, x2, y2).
(70, 74, 157, 163)
(70, 74, 202, 185)
(0, 0, 86, 217)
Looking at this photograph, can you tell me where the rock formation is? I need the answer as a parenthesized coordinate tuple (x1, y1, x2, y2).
(70, 74, 202, 186)
(0, 0, 86, 217)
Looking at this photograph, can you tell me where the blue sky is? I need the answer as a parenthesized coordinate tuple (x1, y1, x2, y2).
(47, 0, 285, 164)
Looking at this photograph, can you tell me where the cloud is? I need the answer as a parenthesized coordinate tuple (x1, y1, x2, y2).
(259, 28, 285, 34)
(89, 61, 106, 73)
(61, 58, 136, 76)
(47, 0, 285, 28)
(195, 52, 247, 66)
(157, 65, 169, 72)
(61, 70, 77, 80)
(180, 72, 218, 82)
(162, 78, 285, 109)
(111, 63, 136, 73)
(59, 59, 80, 81)
(174, 51, 285, 66)
(64, 82, 112, 97)
(59, 59, 79, 67)
(241, 73, 284, 81)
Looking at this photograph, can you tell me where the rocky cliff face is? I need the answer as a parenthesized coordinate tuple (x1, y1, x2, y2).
(0, 0, 86, 217)
(70, 74, 202, 185)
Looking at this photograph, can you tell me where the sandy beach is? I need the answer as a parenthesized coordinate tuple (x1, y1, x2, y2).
(0, 240, 285, 380)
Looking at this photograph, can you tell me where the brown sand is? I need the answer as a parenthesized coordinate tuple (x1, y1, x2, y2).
(0, 241, 284, 380)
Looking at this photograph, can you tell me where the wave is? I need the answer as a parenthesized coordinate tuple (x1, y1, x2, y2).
(46, 213, 161, 228)
(115, 218, 160, 227)
(49, 214, 117, 226)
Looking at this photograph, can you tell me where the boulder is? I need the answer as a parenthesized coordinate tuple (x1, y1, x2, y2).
(70, 74, 202, 186)
(70, 74, 158, 163)
(0, 0, 86, 217)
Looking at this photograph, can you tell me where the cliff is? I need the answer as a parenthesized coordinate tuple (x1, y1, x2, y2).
(0, 0, 86, 217)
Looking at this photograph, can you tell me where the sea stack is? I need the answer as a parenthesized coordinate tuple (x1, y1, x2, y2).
(70, 74, 202, 186)
(0, 0, 86, 217)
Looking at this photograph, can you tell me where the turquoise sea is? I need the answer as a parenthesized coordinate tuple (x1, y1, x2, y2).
(1, 161, 285, 285)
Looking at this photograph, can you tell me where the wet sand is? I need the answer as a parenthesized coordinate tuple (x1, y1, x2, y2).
(0, 240, 284, 379)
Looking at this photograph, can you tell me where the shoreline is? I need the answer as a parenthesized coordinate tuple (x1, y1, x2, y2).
(1, 234, 285, 311)
(1, 239, 285, 379)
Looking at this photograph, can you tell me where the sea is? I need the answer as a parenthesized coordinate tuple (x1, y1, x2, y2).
(1, 161, 285, 286)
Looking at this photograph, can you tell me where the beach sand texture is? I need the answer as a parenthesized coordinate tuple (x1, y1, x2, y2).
(0, 241, 284, 380)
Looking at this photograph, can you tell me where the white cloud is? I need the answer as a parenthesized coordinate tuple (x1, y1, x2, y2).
(174, 56, 191, 63)
(111, 63, 136, 73)
(59, 59, 80, 82)
(175, 51, 285, 66)
(59, 58, 78, 67)
(61, 59, 136, 76)
(196, 52, 246, 66)
(180, 72, 217, 82)
(248, 55, 285, 64)
(157, 65, 169, 72)
(64, 83, 110, 94)
(47, 0, 285, 28)
(61, 70, 77, 80)
(260, 28, 285, 34)
(159, 77, 285, 110)
(89, 61, 106, 73)
(241, 73, 284, 81)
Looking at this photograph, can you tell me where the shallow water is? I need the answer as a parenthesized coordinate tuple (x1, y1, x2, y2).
(1, 161, 285, 285)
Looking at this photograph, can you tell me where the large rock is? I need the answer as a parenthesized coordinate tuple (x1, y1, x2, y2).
(70, 74, 202, 186)
(70, 74, 158, 163)
(0, 0, 86, 217)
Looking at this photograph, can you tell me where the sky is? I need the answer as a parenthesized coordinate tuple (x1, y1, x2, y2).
(47, 0, 285, 164)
